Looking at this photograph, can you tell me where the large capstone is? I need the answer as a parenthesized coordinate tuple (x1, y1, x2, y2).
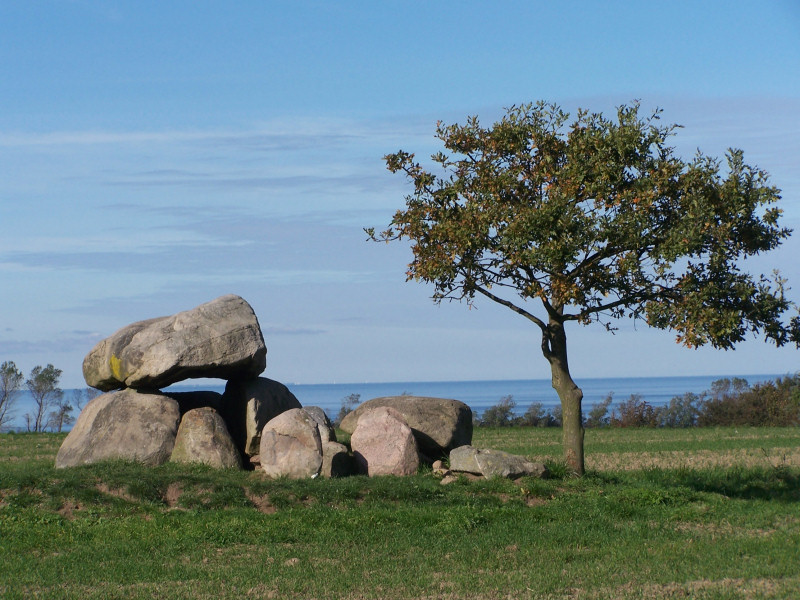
(82, 294, 267, 391)
(340, 396, 472, 457)
(55, 389, 180, 468)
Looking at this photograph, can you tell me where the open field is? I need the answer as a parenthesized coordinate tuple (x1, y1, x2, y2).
(1, 427, 798, 599)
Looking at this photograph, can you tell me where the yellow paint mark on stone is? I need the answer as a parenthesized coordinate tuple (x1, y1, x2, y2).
(109, 354, 122, 380)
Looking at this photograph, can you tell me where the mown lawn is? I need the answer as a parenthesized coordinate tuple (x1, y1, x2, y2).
(1, 428, 798, 599)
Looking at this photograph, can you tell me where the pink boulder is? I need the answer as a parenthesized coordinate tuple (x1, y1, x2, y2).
(350, 406, 419, 476)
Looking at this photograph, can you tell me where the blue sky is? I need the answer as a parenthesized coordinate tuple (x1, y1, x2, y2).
(1, 1, 799, 388)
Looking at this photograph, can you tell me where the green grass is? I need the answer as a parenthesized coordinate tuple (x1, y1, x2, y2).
(1, 428, 799, 599)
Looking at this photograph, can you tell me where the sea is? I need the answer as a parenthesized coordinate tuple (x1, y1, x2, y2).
(2, 373, 790, 433)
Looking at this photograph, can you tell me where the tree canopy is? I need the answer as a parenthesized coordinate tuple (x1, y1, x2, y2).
(370, 101, 798, 473)
(25, 363, 63, 433)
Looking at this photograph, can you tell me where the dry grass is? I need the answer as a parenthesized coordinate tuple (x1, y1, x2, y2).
(587, 447, 800, 472)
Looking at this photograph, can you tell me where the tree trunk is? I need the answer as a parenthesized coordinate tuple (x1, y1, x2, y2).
(545, 319, 585, 475)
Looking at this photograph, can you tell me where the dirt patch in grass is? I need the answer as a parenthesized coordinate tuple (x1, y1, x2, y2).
(244, 488, 276, 514)
(163, 482, 183, 508)
(57, 500, 82, 520)
(95, 482, 138, 503)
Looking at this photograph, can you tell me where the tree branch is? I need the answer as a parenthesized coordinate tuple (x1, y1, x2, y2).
(474, 286, 547, 332)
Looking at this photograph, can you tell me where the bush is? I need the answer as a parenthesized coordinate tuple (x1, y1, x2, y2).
(656, 392, 701, 428)
(585, 394, 612, 428)
(478, 395, 516, 427)
(549, 404, 562, 427)
(473, 374, 799, 430)
(610, 394, 657, 427)
(697, 375, 800, 426)
(334, 393, 361, 426)
(519, 402, 550, 427)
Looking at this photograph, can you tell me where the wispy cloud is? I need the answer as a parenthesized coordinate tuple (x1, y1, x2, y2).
(102, 172, 393, 194)
(0, 114, 426, 150)
(0, 332, 102, 355)
(261, 325, 327, 336)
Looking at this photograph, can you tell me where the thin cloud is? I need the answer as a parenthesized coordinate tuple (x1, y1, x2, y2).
(0, 115, 417, 150)
(103, 172, 391, 193)
(0, 333, 101, 355)
(261, 325, 327, 336)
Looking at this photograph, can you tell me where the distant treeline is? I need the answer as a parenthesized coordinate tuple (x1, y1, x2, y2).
(474, 375, 800, 428)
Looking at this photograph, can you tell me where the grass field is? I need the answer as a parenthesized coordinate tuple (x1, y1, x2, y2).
(1, 427, 798, 599)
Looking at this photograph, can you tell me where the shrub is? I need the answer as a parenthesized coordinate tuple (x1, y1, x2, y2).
(335, 393, 361, 426)
(610, 394, 657, 427)
(479, 395, 516, 427)
(549, 404, 562, 427)
(585, 394, 612, 428)
(519, 402, 558, 427)
(656, 392, 701, 428)
(698, 375, 800, 426)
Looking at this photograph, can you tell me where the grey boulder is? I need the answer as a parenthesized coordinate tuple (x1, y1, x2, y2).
(171, 407, 242, 469)
(303, 406, 337, 443)
(350, 406, 419, 477)
(55, 390, 180, 468)
(449, 445, 549, 479)
(340, 396, 472, 457)
(222, 377, 302, 457)
(321, 441, 356, 478)
(259, 408, 323, 479)
(83, 294, 267, 391)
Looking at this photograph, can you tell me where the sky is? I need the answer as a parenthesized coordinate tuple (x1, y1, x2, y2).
(1, 1, 799, 389)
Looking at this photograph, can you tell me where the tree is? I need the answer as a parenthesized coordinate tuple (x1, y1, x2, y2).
(71, 386, 100, 412)
(1, 361, 24, 431)
(24, 364, 63, 433)
(46, 396, 75, 433)
(369, 101, 799, 474)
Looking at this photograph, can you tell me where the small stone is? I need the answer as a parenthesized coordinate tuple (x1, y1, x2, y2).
(321, 441, 356, 478)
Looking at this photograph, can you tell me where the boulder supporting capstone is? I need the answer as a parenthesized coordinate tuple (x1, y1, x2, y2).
(55, 389, 180, 468)
(222, 377, 302, 458)
(171, 407, 242, 469)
